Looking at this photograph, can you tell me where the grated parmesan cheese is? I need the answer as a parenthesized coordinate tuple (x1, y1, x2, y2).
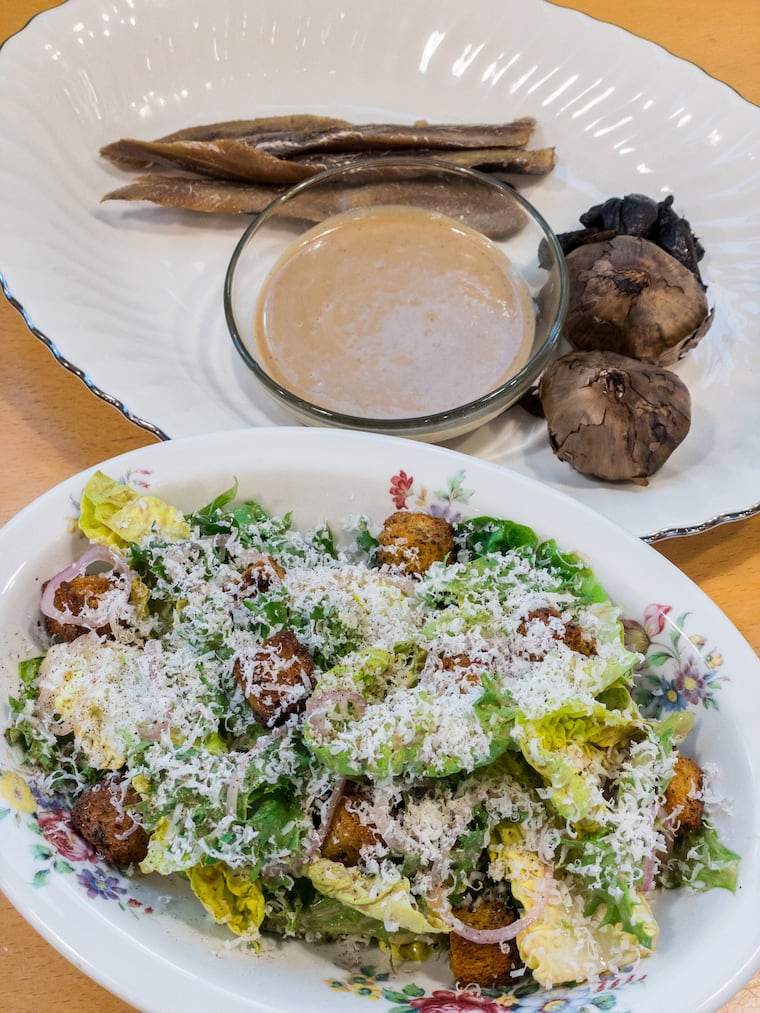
(12, 489, 730, 992)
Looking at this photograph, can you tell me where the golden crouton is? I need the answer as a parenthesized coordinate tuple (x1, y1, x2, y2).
(321, 786, 381, 866)
(377, 511, 454, 575)
(517, 606, 596, 661)
(663, 753, 704, 833)
(449, 898, 518, 987)
(239, 555, 285, 594)
(233, 629, 316, 727)
(440, 653, 482, 692)
(662, 753, 704, 836)
(43, 574, 119, 642)
(70, 776, 149, 867)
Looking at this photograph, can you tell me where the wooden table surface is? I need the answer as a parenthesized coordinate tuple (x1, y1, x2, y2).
(1, 1, 759, 1010)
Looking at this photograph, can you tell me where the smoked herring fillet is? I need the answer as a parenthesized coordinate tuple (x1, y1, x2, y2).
(154, 114, 353, 143)
(100, 118, 538, 171)
(249, 118, 537, 155)
(101, 175, 290, 214)
(100, 173, 527, 237)
(99, 137, 316, 184)
(293, 146, 557, 175)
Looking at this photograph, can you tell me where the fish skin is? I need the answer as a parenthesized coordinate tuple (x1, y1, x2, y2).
(98, 117, 551, 227)
(99, 137, 316, 184)
(100, 118, 539, 178)
(292, 146, 557, 176)
(101, 174, 288, 213)
(251, 118, 537, 155)
(101, 172, 527, 238)
(101, 138, 555, 182)
(154, 114, 353, 143)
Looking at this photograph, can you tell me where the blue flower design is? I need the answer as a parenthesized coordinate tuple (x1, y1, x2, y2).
(76, 867, 128, 900)
(513, 987, 598, 1012)
(658, 678, 687, 712)
(29, 780, 69, 812)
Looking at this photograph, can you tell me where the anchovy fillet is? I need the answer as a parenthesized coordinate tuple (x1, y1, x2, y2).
(101, 174, 289, 214)
(248, 118, 537, 155)
(99, 137, 316, 184)
(99, 116, 554, 222)
(293, 146, 556, 176)
(155, 114, 353, 143)
(101, 172, 527, 238)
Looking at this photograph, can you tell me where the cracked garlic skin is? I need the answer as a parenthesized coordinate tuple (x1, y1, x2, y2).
(564, 235, 713, 365)
(539, 350, 691, 485)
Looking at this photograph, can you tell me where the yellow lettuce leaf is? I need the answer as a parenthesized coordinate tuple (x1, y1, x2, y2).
(188, 863, 266, 941)
(496, 848, 656, 987)
(79, 471, 190, 548)
(307, 858, 446, 935)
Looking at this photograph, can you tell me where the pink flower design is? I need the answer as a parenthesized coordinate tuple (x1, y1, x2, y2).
(37, 809, 96, 863)
(390, 470, 414, 510)
(643, 603, 672, 639)
(410, 990, 506, 1013)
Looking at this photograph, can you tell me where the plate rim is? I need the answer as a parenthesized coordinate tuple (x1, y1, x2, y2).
(1, 426, 760, 1013)
(1, 0, 759, 544)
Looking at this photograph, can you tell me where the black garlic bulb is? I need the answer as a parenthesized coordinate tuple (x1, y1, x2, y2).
(564, 235, 713, 365)
(539, 350, 691, 485)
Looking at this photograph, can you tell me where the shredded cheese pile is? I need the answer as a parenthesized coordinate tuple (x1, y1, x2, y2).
(13, 494, 722, 990)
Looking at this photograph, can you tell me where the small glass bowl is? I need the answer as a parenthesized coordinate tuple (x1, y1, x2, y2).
(224, 156, 568, 442)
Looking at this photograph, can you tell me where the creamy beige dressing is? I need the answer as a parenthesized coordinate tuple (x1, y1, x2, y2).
(254, 205, 536, 418)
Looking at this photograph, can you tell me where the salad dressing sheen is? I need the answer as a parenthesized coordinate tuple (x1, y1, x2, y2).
(253, 205, 536, 418)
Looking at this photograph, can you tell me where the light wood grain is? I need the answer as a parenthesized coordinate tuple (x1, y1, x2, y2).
(1, 1, 759, 1010)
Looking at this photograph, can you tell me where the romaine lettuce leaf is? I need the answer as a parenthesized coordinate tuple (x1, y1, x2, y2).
(659, 822, 740, 892)
(512, 688, 644, 826)
(188, 862, 265, 940)
(79, 471, 190, 548)
(304, 649, 513, 779)
(307, 858, 447, 935)
(496, 847, 656, 987)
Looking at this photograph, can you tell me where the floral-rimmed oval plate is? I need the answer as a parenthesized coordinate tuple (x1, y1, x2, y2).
(1, 0, 760, 541)
(0, 427, 759, 1013)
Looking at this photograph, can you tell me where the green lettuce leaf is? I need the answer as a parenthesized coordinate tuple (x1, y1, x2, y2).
(454, 516, 538, 556)
(659, 822, 740, 892)
(306, 859, 446, 935)
(304, 649, 513, 779)
(262, 879, 434, 964)
(512, 692, 642, 826)
(78, 470, 191, 551)
(453, 516, 609, 604)
(79, 471, 190, 548)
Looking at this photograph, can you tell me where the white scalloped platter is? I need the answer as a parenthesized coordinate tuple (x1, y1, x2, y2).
(1, 429, 760, 1013)
(1, 0, 759, 540)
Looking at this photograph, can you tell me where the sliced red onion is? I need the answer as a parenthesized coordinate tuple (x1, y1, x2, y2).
(225, 726, 289, 819)
(301, 776, 347, 862)
(429, 870, 552, 946)
(40, 545, 133, 630)
(261, 776, 349, 877)
(136, 718, 169, 742)
(260, 859, 297, 877)
(641, 855, 657, 893)
(305, 689, 366, 737)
